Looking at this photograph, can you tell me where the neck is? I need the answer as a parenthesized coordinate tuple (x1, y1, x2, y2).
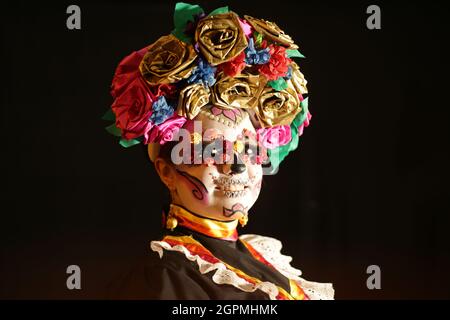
(166, 204, 239, 241)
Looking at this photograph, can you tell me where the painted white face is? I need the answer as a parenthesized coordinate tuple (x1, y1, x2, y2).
(171, 107, 264, 221)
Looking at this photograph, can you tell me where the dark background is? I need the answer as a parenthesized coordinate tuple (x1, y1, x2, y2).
(2, 0, 450, 299)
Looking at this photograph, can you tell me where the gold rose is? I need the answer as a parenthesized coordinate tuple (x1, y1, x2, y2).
(255, 80, 301, 127)
(244, 15, 299, 50)
(212, 71, 267, 109)
(177, 83, 211, 120)
(290, 62, 308, 95)
(195, 12, 248, 66)
(140, 34, 197, 85)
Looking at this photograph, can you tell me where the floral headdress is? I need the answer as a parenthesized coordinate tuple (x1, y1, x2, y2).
(102, 2, 311, 172)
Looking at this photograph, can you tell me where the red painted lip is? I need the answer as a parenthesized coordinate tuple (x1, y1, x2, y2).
(232, 203, 244, 211)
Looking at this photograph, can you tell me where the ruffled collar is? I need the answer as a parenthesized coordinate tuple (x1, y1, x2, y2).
(166, 204, 239, 241)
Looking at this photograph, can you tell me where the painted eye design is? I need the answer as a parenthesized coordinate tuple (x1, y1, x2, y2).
(185, 138, 269, 166)
(244, 143, 257, 156)
(243, 143, 267, 165)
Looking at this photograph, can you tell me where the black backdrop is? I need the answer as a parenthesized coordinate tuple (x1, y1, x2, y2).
(2, 0, 450, 299)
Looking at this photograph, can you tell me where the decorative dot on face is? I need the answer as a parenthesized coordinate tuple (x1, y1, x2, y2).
(190, 132, 202, 145)
(233, 140, 244, 153)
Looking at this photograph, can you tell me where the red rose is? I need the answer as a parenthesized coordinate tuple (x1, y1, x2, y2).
(258, 45, 291, 81)
(110, 47, 148, 99)
(148, 83, 178, 101)
(111, 47, 178, 143)
(218, 51, 246, 77)
(111, 77, 155, 142)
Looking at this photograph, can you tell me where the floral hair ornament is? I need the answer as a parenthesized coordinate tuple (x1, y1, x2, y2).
(102, 2, 312, 173)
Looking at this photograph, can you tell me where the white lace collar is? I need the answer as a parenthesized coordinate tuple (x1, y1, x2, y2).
(150, 234, 334, 300)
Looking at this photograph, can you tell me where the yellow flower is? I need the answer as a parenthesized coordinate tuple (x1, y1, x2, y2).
(195, 12, 248, 66)
(211, 71, 266, 109)
(139, 34, 197, 85)
(244, 15, 298, 49)
(255, 80, 301, 127)
(177, 83, 211, 120)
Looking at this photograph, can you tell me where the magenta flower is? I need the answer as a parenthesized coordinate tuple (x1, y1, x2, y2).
(148, 115, 187, 145)
(256, 125, 292, 149)
(239, 18, 253, 37)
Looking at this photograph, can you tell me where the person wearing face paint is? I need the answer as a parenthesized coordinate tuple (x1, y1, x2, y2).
(104, 3, 334, 300)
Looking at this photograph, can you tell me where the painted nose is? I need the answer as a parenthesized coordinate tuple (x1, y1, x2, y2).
(230, 153, 246, 174)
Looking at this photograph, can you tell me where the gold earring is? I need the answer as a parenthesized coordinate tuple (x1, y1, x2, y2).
(166, 213, 178, 230)
(238, 214, 248, 227)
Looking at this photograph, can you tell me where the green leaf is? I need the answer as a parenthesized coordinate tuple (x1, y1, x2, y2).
(254, 32, 263, 46)
(286, 49, 305, 58)
(292, 97, 309, 128)
(267, 127, 299, 175)
(268, 78, 288, 91)
(208, 6, 229, 16)
(105, 123, 121, 137)
(119, 138, 141, 148)
(300, 96, 309, 110)
(172, 29, 192, 43)
(172, 2, 204, 43)
(101, 109, 115, 121)
(267, 97, 309, 174)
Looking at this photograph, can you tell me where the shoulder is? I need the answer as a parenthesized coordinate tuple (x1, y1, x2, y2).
(106, 250, 210, 299)
(240, 234, 335, 300)
(239, 234, 303, 280)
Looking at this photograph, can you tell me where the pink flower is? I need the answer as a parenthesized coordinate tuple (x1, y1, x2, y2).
(256, 125, 292, 149)
(148, 115, 187, 145)
(111, 77, 155, 142)
(239, 18, 252, 37)
(110, 47, 148, 99)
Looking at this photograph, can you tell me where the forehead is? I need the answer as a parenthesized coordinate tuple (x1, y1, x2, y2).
(184, 106, 256, 141)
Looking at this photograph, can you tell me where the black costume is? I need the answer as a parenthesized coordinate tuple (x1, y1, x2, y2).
(108, 205, 333, 300)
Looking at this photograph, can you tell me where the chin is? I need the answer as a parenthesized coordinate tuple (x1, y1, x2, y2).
(178, 186, 258, 220)
(216, 194, 255, 217)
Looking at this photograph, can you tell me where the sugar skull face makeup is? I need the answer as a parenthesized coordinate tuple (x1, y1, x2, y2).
(167, 107, 264, 221)
(106, 4, 313, 223)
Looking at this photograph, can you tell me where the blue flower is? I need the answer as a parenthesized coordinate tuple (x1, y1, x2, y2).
(149, 96, 175, 125)
(245, 38, 271, 65)
(187, 58, 217, 87)
(283, 65, 293, 80)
